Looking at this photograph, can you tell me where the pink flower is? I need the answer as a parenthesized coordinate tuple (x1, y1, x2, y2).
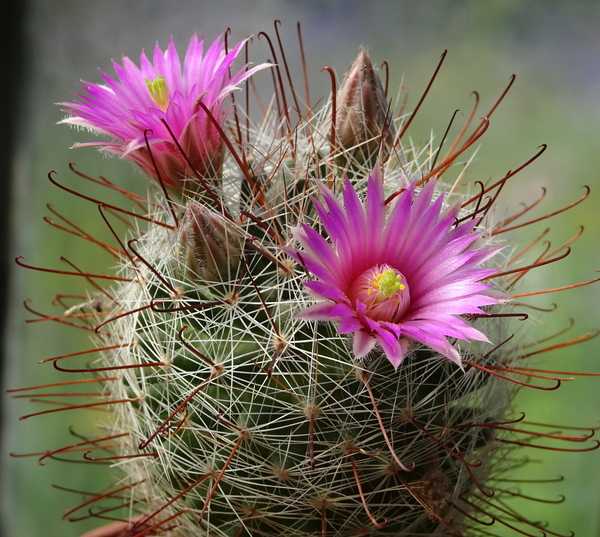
(290, 167, 502, 369)
(61, 34, 267, 191)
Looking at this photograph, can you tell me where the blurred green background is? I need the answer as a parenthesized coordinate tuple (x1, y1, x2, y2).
(3, 1, 600, 536)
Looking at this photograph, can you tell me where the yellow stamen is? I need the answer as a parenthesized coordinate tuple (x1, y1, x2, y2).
(375, 269, 405, 298)
(145, 75, 169, 112)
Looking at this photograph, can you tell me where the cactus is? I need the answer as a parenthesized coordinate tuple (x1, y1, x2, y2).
(14, 27, 600, 537)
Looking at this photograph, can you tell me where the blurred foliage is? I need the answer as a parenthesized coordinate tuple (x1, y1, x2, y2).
(4, 1, 600, 536)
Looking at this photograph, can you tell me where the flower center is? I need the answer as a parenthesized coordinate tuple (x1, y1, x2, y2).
(145, 75, 170, 111)
(349, 264, 410, 322)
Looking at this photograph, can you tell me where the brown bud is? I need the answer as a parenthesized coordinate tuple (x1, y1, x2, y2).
(335, 50, 393, 164)
(180, 202, 243, 281)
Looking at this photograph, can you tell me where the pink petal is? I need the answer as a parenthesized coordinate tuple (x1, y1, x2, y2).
(353, 330, 377, 358)
(296, 302, 336, 321)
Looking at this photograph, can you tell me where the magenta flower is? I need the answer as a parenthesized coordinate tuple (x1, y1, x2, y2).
(290, 167, 503, 369)
(61, 34, 267, 191)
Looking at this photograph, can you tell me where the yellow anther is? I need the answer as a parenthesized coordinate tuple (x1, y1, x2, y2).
(145, 75, 169, 111)
(376, 269, 405, 298)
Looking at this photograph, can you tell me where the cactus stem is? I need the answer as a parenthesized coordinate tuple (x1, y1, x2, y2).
(18, 29, 600, 535)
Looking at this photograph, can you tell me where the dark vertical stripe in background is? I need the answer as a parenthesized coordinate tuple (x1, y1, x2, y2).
(1, 4, 27, 536)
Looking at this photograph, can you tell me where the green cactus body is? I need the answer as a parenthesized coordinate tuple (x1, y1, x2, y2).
(84, 102, 515, 534)
(103, 196, 508, 536)
(16, 31, 599, 537)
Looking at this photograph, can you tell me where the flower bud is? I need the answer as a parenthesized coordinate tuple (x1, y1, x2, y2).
(335, 50, 393, 165)
(180, 202, 243, 281)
